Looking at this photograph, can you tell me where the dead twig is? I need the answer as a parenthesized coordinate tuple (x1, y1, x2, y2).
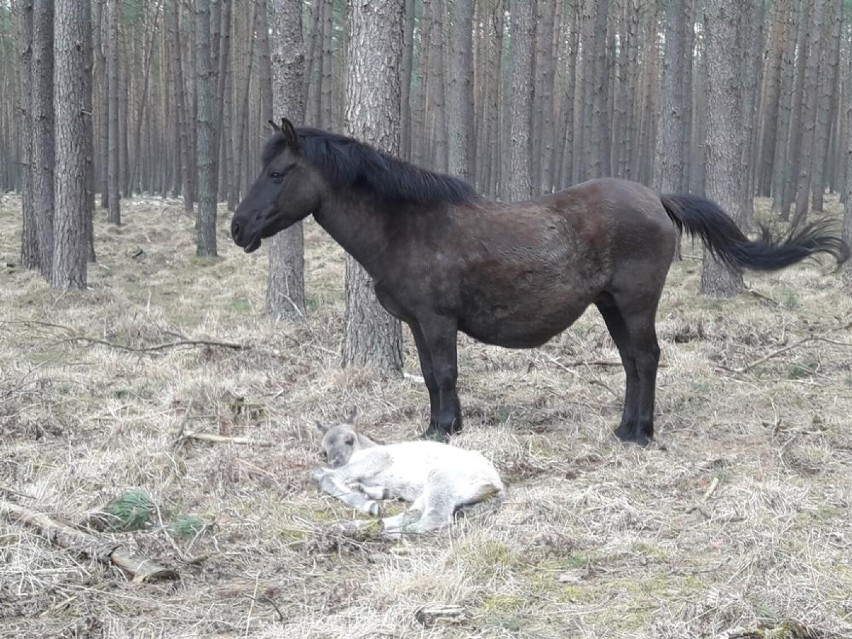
(721, 335, 852, 375)
(61, 335, 248, 353)
(0, 499, 179, 582)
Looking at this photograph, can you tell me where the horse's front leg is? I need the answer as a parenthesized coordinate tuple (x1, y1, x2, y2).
(311, 468, 381, 516)
(416, 316, 461, 440)
(408, 323, 441, 432)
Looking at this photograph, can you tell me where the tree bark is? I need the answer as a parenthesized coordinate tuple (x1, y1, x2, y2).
(810, 0, 841, 211)
(342, 0, 404, 373)
(52, 0, 92, 290)
(654, 0, 691, 193)
(14, 0, 38, 270)
(30, 0, 55, 279)
(446, 0, 474, 180)
(844, 97, 852, 272)
(168, 0, 194, 213)
(506, 0, 535, 202)
(106, 0, 121, 225)
(701, 0, 745, 296)
(266, 0, 307, 319)
(195, 0, 217, 256)
(792, 0, 825, 229)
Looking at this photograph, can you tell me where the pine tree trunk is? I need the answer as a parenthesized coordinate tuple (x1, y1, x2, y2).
(810, 0, 841, 211)
(780, 0, 811, 220)
(757, 0, 791, 197)
(168, 1, 194, 213)
(532, 0, 555, 193)
(654, 0, 690, 193)
(446, 0, 474, 180)
(31, 0, 54, 278)
(14, 0, 38, 270)
(195, 0, 217, 257)
(506, 0, 534, 201)
(215, 0, 232, 204)
(342, 0, 404, 373)
(400, 0, 415, 161)
(701, 0, 745, 297)
(771, 0, 800, 212)
(844, 97, 852, 271)
(266, 0, 306, 319)
(428, 0, 447, 171)
(591, 0, 611, 177)
(106, 0, 121, 224)
(792, 0, 825, 229)
(52, 0, 92, 290)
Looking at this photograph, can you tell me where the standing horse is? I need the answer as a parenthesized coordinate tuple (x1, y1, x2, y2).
(232, 119, 848, 445)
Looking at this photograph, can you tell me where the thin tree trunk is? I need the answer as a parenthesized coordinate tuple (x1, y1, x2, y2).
(343, 0, 405, 373)
(14, 0, 38, 270)
(654, 0, 690, 193)
(195, 0, 217, 256)
(106, 0, 121, 224)
(446, 0, 474, 179)
(31, 0, 54, 278)
(701, 0, 745, 296)
(266, 0, 306, 319)
(428, 0, 447, 171)
(52, 0, 92, 290)
(780, 0, 811, 220)
(792, 0, 825, 228)
(810, 0, 841, 211)
(506, 0, 535, 201)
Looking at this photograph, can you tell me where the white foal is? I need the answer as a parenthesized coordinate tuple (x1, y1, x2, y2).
(311, 418, 504, 537)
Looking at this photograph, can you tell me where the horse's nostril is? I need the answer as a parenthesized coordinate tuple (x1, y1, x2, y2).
(232, 222, 241, 239)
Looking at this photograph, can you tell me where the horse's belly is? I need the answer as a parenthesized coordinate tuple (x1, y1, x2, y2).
(459, 289, 594, 348)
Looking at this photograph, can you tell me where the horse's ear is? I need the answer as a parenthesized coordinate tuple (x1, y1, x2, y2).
(268, 119, 281, 132)
(345, 406, 360, 426)
(280, 118, 300, 151)
(315, 420, 329, 434)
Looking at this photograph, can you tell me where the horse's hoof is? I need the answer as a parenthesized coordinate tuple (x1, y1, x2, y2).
(614, 424, 652, 447)
(420, 427, 450, 443)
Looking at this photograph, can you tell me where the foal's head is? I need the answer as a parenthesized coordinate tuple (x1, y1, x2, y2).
(316, 412, 376, 468)
(231, 118, 322, 253)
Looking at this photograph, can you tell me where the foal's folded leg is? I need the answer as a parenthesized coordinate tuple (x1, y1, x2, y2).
(312, 468, 381, 516)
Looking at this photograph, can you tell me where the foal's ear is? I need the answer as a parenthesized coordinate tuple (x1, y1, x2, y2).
(280, 118, 300, 151)
(345, 406, 360, 426)
(268, 119, 281, 133)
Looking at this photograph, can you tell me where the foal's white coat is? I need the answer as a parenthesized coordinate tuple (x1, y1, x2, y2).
(311, 420, 504, 536)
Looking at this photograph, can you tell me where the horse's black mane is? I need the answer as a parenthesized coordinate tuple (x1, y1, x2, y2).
(262, 127, 477, 206)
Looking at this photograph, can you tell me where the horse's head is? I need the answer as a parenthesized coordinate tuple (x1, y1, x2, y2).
(231, 118, 322, 253)
(315, 409, 376, 468)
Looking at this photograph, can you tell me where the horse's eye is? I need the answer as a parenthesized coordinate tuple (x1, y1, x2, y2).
(269, 170, 286, 180)
(344, 436, 354, 446)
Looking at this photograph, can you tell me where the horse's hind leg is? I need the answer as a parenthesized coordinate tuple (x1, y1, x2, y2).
(596, 292, 660, 445)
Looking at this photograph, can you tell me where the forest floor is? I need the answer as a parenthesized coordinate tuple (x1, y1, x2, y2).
(1, 194, 851, 639)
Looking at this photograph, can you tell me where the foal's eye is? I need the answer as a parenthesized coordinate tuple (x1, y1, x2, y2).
(344, 436, 354, 446)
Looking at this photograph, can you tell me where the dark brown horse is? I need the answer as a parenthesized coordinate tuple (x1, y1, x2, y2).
(232, 119, 848, 445)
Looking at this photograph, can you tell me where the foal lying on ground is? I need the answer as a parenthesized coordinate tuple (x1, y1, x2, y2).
(312, 418, 504, 537)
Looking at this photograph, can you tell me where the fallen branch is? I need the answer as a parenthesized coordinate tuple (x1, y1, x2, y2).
(721, 335, 852, 375)
(63, 335, 248, 353)
(182, 432, 255, 445)
(0, 499, 178, 583)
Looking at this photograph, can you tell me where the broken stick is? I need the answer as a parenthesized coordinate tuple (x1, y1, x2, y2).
(0, 499, 178, 583)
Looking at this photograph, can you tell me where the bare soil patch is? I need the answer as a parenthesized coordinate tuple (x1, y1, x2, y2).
(1, 194, 851, 638)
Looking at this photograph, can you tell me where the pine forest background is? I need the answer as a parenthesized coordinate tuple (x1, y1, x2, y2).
(2, 0, 852, 259)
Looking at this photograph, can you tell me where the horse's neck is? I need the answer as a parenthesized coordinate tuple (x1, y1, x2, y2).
(313, 189, 398, 275)
(356, 432, 378, 449)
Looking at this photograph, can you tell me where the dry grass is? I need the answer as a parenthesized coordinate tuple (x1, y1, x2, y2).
(1, 194, 851, 639)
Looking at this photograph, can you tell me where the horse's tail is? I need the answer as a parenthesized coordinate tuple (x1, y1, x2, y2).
(660, 193, 849, 270)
